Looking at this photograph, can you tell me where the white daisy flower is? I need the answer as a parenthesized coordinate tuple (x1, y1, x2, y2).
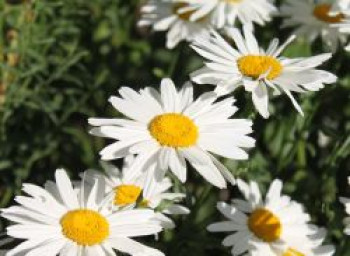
(139, 169, 190, 229)
(340, 177, 350, 235)
(1, 169, 164, 256)
(207, 179, 313, 255)
(84, 158, 190, 229)
(88, 78, 255, 188)
(190, 27, 337, 118)
(280, 0, 350, 52)
(250, 226, 335, 256)
(335, 23, 350, 51)
(84, 156, 145, 202)
(332, 1, 350, 51)
(176, 0, 276, 29)
(138, 0, 212, 49)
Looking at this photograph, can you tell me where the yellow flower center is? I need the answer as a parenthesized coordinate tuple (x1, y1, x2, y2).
(282, 248, 305, 256)
(237, 55, 283, 80)
(173, 3, 206, 22)
(313, 4, 345, 23)
(149, 113, 198, 148)
(114, 185, 142, 206)
(60, 209, 109, 246)
(248, 208, 282, 242)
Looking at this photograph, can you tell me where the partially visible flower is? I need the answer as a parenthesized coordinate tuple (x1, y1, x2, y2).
(332, 0, 350, 51)
(207, 179, 313, 255)
(89, 78, 255, 188)
(250, 226, 335, 256)
(335, 24, 350, 51)
(280, 0, 350, 52)
(190, 27, 336, 118)
(1, 169, 164, 256)
(177, 0, 276, 29)
(340, 177, 350, 235)
(138, 0, 211, 49)
(84, 158, 190, 229)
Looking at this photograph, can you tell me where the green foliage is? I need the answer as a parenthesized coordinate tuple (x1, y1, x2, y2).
(0, 0, 349, 255)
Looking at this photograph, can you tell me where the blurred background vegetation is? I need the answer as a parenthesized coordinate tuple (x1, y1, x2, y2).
(0, 0, 349, 255)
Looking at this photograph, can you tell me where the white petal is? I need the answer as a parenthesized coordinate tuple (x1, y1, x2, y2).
(168, 148, 187, 183)
(110, 223, 162, 237)
(252, 84, 269, 118)
(281, 87, 304, 116)
(86, 176, 105, 210)
(209, 155, 236, 186)
(108, 209, 155, 226)
(198, 137, 250, 160)
(109, 237, 164, 256)
(160, 78, 178, 112)
(162, 204, 190, 215)
(181, 148, 226, 188)
(217, 202, 247, 223)
(55, 169, 79, 209)
(266, 179, 283, 204)
(153, 212, 175, 229)
(59, 241, 79, 256)
(222, 231, 250, 247)
(6, 238, 49, 256)
(207, 222, 246, 232)
(25, 239, 66, 256)
(243, 25, 259, 54)
(142, 164, 159, 200)
(154, 16, 177, 31)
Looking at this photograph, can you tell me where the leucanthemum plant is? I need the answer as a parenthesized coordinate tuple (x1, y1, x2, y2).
(84, 158, 190, 229)
(177, 0, 276, 29)
(206, 179, 331, 256)
(1, 169, 164, 256)
(280, 0, 350, 52)
(190, 27, 337, 118)
(138, 0, 212, 49)
(89, 78, 255, 188)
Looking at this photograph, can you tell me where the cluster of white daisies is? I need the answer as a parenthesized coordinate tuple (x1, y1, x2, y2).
(139, 0, 350, 52)
(1, 0, 350, 255)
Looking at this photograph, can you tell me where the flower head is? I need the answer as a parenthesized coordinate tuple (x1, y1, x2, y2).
(207, 179, 315, 255)
(84, 158, 190, 229)
(280, 0, 350, 52)
(138, 0, 212, 49)
(190, 27, 337, 118)
(89, 78, 255, 188)
(177, 0, 276, 29)
(1, 169, 164, 256)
